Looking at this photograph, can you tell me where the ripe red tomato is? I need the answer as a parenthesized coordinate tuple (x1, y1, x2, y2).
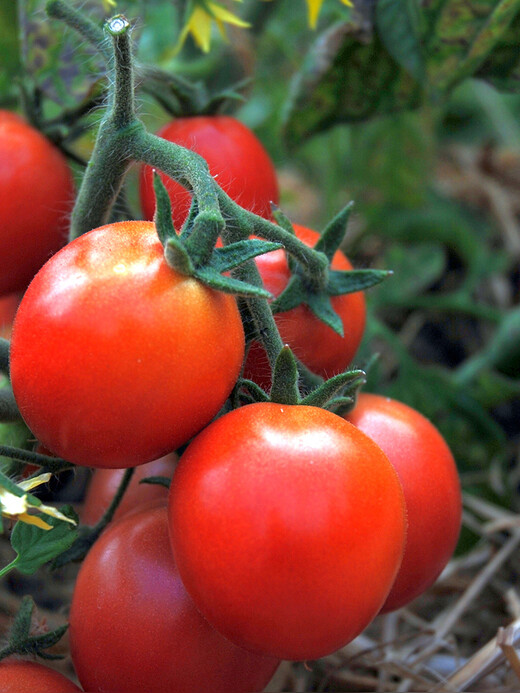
(0, 660, 81, 692)
(168, 402, 407, 661)
(0, 111, 74, 296)
(345, 393, 462, 612)
(243, 224, 366, 389)
(80, 452, 177, 525)
(10, 220, 245, 468)
(69, 505, 279, 693)
(139, 116, 279, 229)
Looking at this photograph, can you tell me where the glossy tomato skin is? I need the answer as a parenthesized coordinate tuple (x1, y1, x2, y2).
(80, 452, 177, 525)
(243, 224, 366, 389)
(0, 111, 74, 296)
(10, 221, 245, 468)
(345, 393, 462, 612)
(140, 116, 279, 229)
(169, 402, 407, 661)
(0, 660, 82, 692)
(69, 505, 279, 693)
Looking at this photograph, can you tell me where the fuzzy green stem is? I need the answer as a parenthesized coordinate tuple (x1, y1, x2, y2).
(0, 389, 21, 422)
(0, 447, 73, 474)
(46, 0, 110, 61)
(0, 339, 9, 374)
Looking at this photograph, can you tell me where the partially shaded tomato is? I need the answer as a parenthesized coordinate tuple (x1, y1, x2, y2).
(0, 111, 74, 296)
(69, 505, 278, 692)
(345, 393, 462, 612)
(80, 453, 177, 525)
(169, 402, 406, 661)
(0, 660, 81, 692)
(10, 221, 245, 468)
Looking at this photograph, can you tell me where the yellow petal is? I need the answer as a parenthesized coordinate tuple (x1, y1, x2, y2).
(340, 0, 353, 6)
(18, 473, 52, 493)
(17, 513, 53, 530)
(190, 7, 213, 53)
(38, 502, 77, 526)
(306, 0, 325, 28)
(207, 1, 251, 28)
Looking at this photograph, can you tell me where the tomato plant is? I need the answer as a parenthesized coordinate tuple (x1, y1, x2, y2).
(0, 659, 82, 692)
(0, 111, 74, 296)
(243, 224, 366, 388)
(69, 504, 279, 693)
(168, 402, 407, 661)
(345, 393, 462, 612)
(80, 452, 177, 525)
(9, 220, 245, 468)
(139, 116, 279, 229)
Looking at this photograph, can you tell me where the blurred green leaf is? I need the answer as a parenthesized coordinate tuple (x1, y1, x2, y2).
(0, 3, 21, 104)
(376, 0, 425, 80)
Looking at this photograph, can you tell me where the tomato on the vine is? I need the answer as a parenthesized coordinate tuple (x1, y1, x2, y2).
(10, 221, 245, 468)
(168, 402, 407, 661)
(345, 393, 462, 612)
(69, 505, 279, 693)
(0, 660, 81, 692)
(243, 224, 366, 389)
(80, 453, 177, 525)
(0, 110, 74, 296)
(139, 116, 279, 229)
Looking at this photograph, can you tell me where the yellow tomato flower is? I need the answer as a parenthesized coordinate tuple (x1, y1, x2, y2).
(176, 0, 250, 54)
(0, 474, 76, 530)
(102, 0, 117, 12)
(306, 0, 353, 29)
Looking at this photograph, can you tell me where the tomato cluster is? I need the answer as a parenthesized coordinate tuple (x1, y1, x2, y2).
(4, 113, 462, 691)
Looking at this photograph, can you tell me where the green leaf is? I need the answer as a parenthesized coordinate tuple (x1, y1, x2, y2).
(8, 510, 78, 576)
(376, 0, 425, 80)
(212, 240, 282, 272)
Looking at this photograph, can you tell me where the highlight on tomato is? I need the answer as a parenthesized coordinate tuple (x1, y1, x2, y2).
(168, 402, 407, 661)
(243, 224, 366, 389)
(69, 505, 279, 693)
(345, 393, 462, 612)
(9, 220, 245, 469)
(139, 115, 279, 229)
(0, 110, 74, 296)
(80, 453, 177, 526)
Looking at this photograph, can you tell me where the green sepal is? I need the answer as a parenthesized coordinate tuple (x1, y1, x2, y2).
(269, 346, 300, 405)
(164, 237, 195, 276)
(306, 292, 344, 336)
(314, 202, 354, 262)
(0, 596, 68, 663)
(327, 269, 393, 296)
(271, 205, 296, 235)
(212, 240, 282, 273)
(324, 396, 355, 415)
(139, 475, 171, 489)
(301, 369, 366, 409)
(237, 378, 271, 403)
(270, 276, 305, 314)
(153, 171, 177, 242)
(194, 266, 273, 298)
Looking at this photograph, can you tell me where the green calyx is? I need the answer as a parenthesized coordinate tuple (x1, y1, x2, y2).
(153, 173, 281, 298)
(271, 203, 392, 336)
(240, 345, 366, 411)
